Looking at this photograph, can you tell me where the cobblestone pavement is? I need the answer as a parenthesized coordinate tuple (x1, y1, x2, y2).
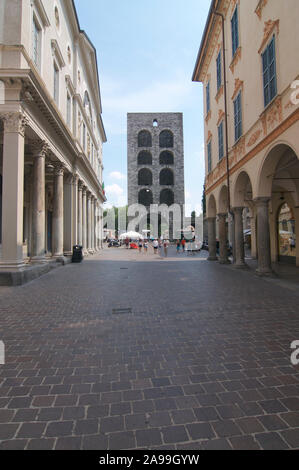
(0, 246, 299, 450)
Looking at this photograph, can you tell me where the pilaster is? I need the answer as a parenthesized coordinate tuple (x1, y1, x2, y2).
(0, 111, 27, 269)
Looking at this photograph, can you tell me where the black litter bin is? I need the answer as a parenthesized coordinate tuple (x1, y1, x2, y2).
(72, 245, 83, 263)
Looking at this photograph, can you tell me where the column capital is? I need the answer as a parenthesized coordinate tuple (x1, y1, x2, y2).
(2, 111, 28, 137)
(31, 140, 50, 158)
(253, 197, 271, 206)
(82, 186, 87, 195)
(217, 213, 227, 219)
(53, 162, 65, 176)
(232, 206, 244, 214)
(63, 172, 74, 185)
(71, 173, 79, 185)
(78, 180, 84, 191)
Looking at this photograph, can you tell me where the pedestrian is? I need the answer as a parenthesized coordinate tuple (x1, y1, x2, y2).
(289, 236, 296, 251)
(176, 239, 181, 253)
(125, 237, 129, 249)
(163, 239, 169, 257)
(153, 239, 159, 254)
(144, 240, 148, 253)
(138, 239, 143, 253)
(181, 238, 186, 252)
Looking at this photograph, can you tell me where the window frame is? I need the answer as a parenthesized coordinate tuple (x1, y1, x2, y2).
(32, 13, 42, 71)
(262, 35, 277, 108)
(82, 122, 86, 151)
(53, 60, 59, 105)
(233, 91, 243, 143)
(66, 92, 72, 128)
(207, 140, 212, 174)
(206, 81, 211, 114)
(218, 121, 224, 160)
(216, 51, 222, 91)
(231, 5, 239, 58)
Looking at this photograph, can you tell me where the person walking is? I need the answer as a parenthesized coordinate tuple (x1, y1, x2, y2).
(144, 240, 148, 253)
(153, 239, 159, 254)
(181, 237, 186, 252)
(289, 236, 296, 252)
(138, 239, 143, 253)
(176, 239, 181, 254)
(163, 239, 169, 257)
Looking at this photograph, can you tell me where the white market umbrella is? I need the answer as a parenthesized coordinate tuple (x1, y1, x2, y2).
(119, 231, 144, 240)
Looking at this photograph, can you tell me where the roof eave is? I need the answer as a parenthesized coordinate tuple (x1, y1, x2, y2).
(192, 0, 218, 83)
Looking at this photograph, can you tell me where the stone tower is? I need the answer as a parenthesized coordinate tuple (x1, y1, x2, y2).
(127, 112, 185, 238)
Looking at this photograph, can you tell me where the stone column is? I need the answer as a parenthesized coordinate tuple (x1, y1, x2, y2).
(91, 196, 95, 253)
(255, 197, 272, 275)
(72, 175, 78, 248)
(82, 187, 87, 253)
(94, 201, 98, 251)
(63, 173, 74, 256)
(207, 217, 217, 261)
(294, 207, 299, 268)
(218, 213, 230, 264)
(94, 199, 98, 251)
(96, 201, 101, 250)
(233, 207, 246, 267)
(77, 181, 83, 246)
(250, 215, 257, 259)
(100, 205, 104, 249)
(31, 140, 49, 262)
(0, 112, 27, 269)
(52, 164, 64, 258)
(87, 192, 92, 252)
(229, 212, 236, 264)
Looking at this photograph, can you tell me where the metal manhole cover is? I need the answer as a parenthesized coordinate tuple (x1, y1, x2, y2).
(112, 308, 132, 314)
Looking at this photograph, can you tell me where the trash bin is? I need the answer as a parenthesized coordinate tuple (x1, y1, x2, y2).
(72, 245, 83, 263)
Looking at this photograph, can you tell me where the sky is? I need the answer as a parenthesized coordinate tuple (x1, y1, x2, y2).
(74, 0, 211, 214)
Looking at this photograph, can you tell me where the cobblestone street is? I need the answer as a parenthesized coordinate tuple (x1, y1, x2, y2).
(0, 246, 299, 450)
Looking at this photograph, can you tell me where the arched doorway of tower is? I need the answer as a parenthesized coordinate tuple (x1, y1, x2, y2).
(277, 202, 296, 264)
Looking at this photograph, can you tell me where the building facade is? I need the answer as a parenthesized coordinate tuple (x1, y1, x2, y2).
(0, 0, 106, 282)
(127, 112, 185, 238)
(193, 0, 299, 272)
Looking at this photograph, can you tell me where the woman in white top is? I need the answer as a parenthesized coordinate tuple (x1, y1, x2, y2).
(153, 239, 159, 254)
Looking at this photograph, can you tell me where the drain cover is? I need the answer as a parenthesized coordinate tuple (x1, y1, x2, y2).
(112, 308, 132, 314)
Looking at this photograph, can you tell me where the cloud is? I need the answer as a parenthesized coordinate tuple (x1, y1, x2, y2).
(101, 71, 195, 136)
(105, 78, 193, 114)
(105, 184, 123, 196)
(105, 184, 127, 207)
(185, 190, 192, 201)
(109, 171, 126, 181)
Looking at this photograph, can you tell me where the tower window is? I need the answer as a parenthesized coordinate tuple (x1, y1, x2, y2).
(138, 151, 152, 165)
(159, 130, 174, 148)
(138, 168, 152, 186)
(138, 130, 152, 147)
